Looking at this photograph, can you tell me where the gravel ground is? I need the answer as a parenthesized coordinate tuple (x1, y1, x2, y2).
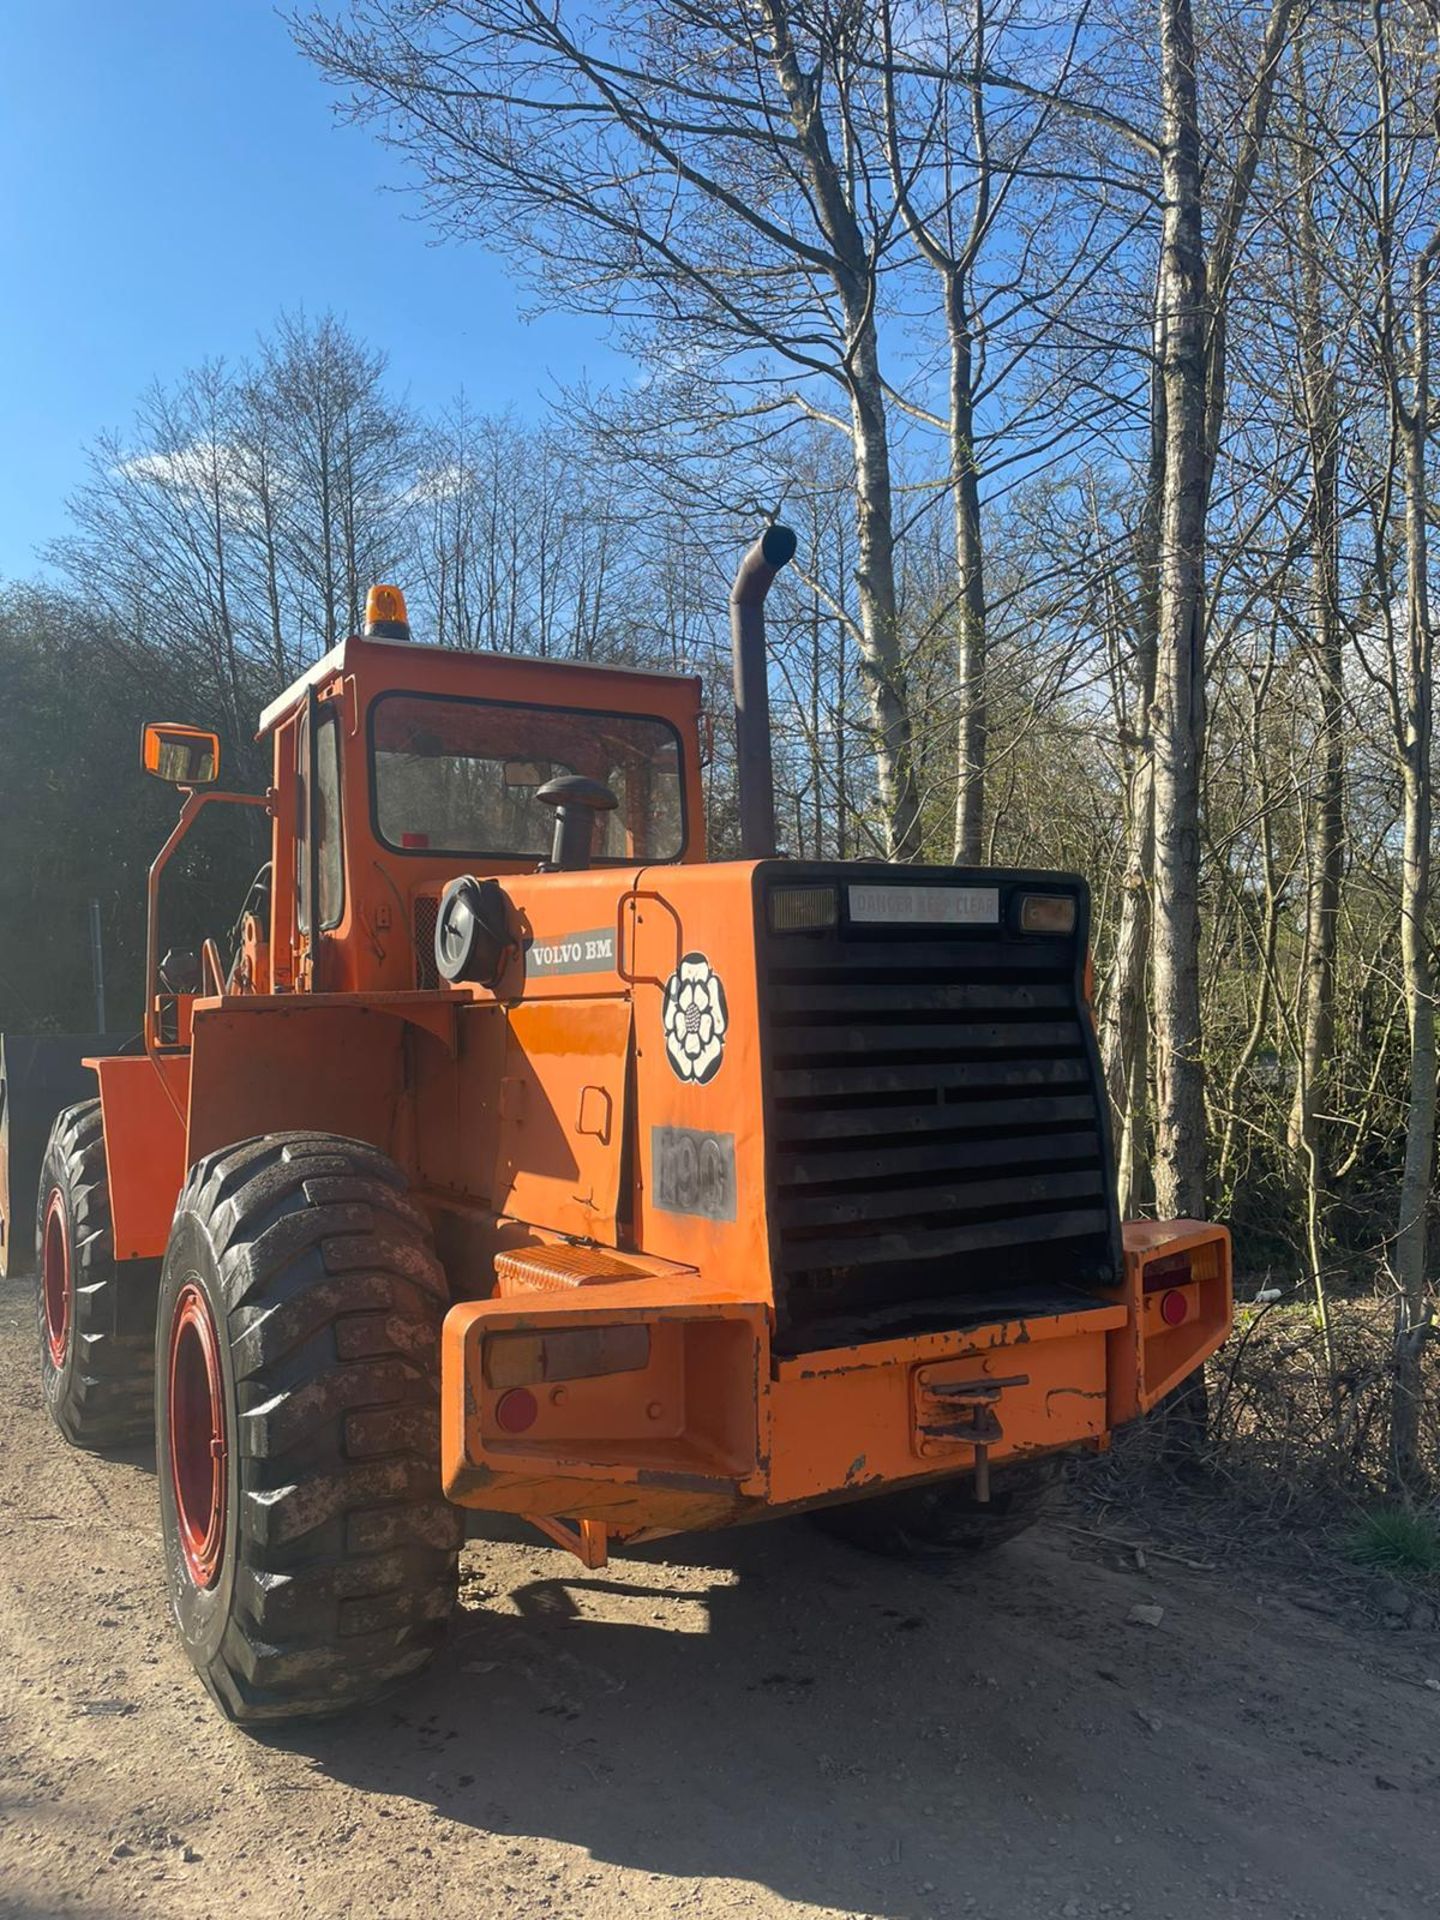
(2, 1272, 1438, 1920)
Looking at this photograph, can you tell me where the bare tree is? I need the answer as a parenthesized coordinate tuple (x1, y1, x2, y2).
(296, 0, 927, 856)
(875, 1, 1124, 863)
(1359, 0, 1440, 1490)
(1150, 0, 1298, 1220)
(1280, 34, 1347, 1225)
(259, 312, 412, 649)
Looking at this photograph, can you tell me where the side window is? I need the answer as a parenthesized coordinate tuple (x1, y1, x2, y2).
(316, 709, 345, 931)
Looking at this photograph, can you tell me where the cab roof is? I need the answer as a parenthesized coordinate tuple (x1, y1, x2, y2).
(256, 633, 705, 738)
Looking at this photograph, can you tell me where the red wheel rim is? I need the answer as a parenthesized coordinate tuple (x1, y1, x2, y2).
(167, 1283, 228, 1589)
(41, 1190, 71, 1367)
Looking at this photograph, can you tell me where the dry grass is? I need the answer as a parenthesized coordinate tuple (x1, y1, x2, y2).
(1207, 1288, 1440, 1503)
(1073, 1285, 1440, 1606)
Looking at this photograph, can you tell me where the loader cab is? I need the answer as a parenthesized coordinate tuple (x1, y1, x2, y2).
(257, 589, 707, 997)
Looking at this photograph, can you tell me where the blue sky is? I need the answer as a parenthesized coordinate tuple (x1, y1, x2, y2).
(0, 0, 623, 582)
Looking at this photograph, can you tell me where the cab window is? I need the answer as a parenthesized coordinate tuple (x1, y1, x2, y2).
(369, 693, 685, 862)
(299, 708, 345, 934)
(316, 710, 344, 928)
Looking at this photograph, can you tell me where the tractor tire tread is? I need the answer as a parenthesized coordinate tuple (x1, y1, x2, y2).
(164, 1133, 462, 1724)
(38, 1100, 160, 1449)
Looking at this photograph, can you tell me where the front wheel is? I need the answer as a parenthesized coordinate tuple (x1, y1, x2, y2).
(156, 1132, 462, 1724)
(810, 1455, 1064, 1561)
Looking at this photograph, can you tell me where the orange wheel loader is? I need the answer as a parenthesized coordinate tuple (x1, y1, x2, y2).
(31, 529, 1231, 1723)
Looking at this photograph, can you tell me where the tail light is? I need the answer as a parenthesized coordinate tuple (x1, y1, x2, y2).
(1142, 1251, 1193, 1290)
(484, 1324, 651, 1389)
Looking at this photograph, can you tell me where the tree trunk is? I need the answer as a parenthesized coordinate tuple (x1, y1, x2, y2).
(1104, 768, 1155, 1219)
(1288, 98, 1345, 1201)
(848, 341, 925, 861)
(1390, 237, 1439, 1493)
(948, 272, 987, 865)
(1102, 268, 1166, 1220)
(1150, 0, 1210, 1222)
(764, 0, 923, 863)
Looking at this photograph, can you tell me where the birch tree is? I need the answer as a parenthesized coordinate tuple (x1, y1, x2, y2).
(1150, 0, 1297, 1220)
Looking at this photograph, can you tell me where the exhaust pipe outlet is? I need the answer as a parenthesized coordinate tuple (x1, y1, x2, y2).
(730, 523, 797, 860)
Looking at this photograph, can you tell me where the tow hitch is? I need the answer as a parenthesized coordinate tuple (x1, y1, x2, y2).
(913, 1368, 1031, 1500)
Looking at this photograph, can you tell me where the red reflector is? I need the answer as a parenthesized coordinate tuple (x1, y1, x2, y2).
(495, 1388, 538, 1433)
(1160, 1289, 1188, 1327)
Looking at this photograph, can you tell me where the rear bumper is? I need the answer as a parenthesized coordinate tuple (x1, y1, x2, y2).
(439, 1220, 1232, 1533)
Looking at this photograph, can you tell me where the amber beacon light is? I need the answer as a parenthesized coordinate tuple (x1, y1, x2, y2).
(364, 583, 411, 640)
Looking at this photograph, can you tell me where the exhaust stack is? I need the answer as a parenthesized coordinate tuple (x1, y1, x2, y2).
(730, 523, 797, 860)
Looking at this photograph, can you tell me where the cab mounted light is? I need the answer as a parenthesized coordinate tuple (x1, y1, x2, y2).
(1019, 893, 1077, 935)
(364, 583, 411, 642)
(769, 885, 838, 934)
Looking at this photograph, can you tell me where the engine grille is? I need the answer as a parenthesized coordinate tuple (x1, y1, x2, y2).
(413, 895, 439, 990)
(757, 868, 1120, 1349)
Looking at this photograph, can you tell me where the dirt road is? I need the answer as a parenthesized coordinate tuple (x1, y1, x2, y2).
(1, 1273, 1437, 1920)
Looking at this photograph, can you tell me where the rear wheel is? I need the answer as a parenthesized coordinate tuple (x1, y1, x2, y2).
(37, 1100, 160, 1448)
(156, 1132, 462, 1724)
(811, 1455, 1063, 1561)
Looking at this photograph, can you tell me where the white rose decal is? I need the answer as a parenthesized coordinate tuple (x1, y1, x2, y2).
(662, 952, 728, 1085)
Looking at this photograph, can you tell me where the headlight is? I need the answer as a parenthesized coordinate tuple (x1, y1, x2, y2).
(1018, 893, 1077, 935)
(768, 885, 838, 933)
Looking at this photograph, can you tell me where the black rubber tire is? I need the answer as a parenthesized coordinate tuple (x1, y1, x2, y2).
(37, 1100, 160, 1449)
(810, 1455, 1064, 1561)
(155, 1132, 463, 1725)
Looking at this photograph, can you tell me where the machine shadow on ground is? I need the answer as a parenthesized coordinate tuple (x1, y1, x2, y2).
(263, 1512, 1076, 1917)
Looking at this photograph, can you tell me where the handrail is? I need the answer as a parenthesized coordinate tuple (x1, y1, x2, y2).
(145, 788, 273, 1119)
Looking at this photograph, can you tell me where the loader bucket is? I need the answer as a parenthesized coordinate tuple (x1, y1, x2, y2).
(0, 1034, 126, 1277)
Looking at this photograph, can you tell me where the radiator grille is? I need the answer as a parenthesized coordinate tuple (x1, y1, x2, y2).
(758, 870, 1119, 1348)
(413, 895, 439, 990)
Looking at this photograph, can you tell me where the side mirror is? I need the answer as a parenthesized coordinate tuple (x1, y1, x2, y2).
(141, 722, 220, 787)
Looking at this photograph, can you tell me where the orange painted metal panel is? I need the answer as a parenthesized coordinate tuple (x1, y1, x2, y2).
(491, 999, 632, 1243)
(186, 1002, 410, 1168)
(766, 1312, 1116, 1506)
(441, 1279, 1132, 1532)
(441, 1278, 768, 1526)
(412, 1003, 507, 1202)
(1107, 1219, 1233, 1424)
(89, 1053, 188, 1260)
(620, 866, 772, 1289)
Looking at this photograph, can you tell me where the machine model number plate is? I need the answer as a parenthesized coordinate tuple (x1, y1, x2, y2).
(651, 1126, 737, 1222)
(847, 884, 999, 926)
(526, 927, 617, 976)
